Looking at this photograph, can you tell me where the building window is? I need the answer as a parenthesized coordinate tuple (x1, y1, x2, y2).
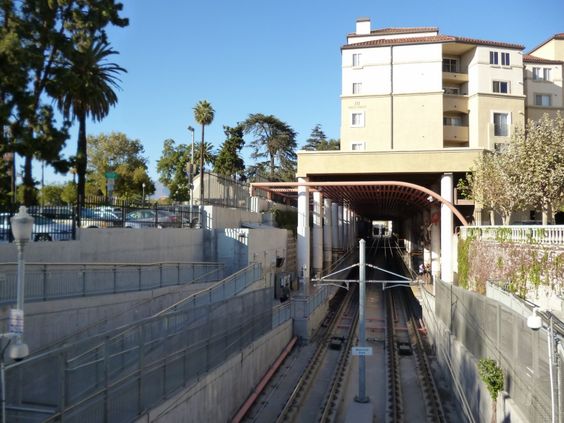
(501, 52, 510, 66)
(351, 142, 365, 151)
(533, 67, 551, 81)
(351, 112, 364, 127)
(352, 83, 362, 94)
(443, 116, 462, 126)
(442, 58, 458, 73)
(535, 94, 551, 107)
(493, 81, 510, 94)
(490, 51, 510, 66)
(493, 113, 509, 136)
(352, 53, 361, 67)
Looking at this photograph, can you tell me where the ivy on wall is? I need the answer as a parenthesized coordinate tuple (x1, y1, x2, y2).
(458, 229, 564, 298)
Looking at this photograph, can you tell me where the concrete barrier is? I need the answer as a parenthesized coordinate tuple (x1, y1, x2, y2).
(137, 320, 293, 423)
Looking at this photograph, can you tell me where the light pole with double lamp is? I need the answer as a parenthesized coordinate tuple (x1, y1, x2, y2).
(187, 126, 195, 223)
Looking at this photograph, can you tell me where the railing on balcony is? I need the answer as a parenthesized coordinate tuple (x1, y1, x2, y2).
(442, 71, 469, 84)
(443, 94, 468, 112)
(443, 125, 469, 143)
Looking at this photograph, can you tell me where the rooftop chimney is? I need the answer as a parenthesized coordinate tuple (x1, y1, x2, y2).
(356, 17, 371, 35)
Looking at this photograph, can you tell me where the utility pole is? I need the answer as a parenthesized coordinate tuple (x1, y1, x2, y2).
(355, 238, 369, 403)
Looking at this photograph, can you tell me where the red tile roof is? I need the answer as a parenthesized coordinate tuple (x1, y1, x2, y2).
(523, 54, 563, 64)
(348, 27, 439, 37)
(528, 33, 564, 54)
(342, 34, 524, 50)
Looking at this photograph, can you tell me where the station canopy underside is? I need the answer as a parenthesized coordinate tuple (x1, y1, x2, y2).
(251, 173, 466, 223)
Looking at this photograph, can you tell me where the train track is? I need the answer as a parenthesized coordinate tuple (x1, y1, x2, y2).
(275, 286, 358, 423)
(243, 244, 450, 423)
(386, 287, 446, 423)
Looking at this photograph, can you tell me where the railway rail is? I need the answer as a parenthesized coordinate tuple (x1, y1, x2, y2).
(386, 287, 446, 423)
(275, 285, 358, 423)
(242, 242, 451, 423)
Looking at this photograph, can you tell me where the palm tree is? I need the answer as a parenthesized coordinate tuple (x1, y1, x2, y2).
(193, 100, 215, 204)
(56, 39, 126, 211)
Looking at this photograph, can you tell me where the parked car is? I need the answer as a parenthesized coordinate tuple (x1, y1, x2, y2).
(124, 209, 179, 228)
(30, 215, 73, 241)
(0, 212, 72, 241)
(78, 208, 120, 228)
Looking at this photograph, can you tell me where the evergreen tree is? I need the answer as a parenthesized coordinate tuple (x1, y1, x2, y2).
(0, 0, 128, 205)
(303, 124, 340, 151)
(243, 113, 297, 181)
(214, 125, 245, 178)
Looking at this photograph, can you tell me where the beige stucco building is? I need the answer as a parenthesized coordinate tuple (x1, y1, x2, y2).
(297, 19, 564, 224)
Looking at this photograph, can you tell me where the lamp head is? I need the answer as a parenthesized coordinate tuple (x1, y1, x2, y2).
(527, 308, 542, 331)
(11, 206, 34, 245)
(8, 342, 29, 361)
(188, 126, 194, 133)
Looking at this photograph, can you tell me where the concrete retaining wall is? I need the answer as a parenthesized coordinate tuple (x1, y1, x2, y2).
(207, 227, 289, 276)
(137, 320, 293, 423)
(421, 288, 528, 423)
(203, 206, 261, 230)
(0, 228, 205, 263)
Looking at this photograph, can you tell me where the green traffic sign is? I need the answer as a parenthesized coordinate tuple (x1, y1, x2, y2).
(105, 171, 117, 180)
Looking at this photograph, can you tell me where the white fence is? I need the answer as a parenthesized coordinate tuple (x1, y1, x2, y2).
(459, 225, 564, 245)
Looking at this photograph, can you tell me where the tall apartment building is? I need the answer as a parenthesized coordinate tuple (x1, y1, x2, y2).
(297, 19, 563, 226)
(341, 18, 563, 153)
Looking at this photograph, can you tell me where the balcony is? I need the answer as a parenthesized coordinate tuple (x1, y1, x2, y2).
(442, 71, 469, 84)
(443, 94, 468, 113)
(443, 125, 469, 143)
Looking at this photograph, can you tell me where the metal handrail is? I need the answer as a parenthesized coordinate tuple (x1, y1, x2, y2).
(0, 261, 225, 305)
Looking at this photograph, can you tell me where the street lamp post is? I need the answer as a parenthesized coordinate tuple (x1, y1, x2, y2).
(187, 126, 195, 223)
(142, 182, 146, 206)
(9, 206, 33, 361)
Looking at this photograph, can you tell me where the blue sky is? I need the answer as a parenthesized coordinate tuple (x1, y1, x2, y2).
(40, 0, 564, 187)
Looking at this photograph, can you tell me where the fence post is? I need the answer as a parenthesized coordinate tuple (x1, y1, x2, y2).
(177, 263, 180, 285)
(82, 265, 86, 296)
(113, 265, 117, 293)
(42, 264, 47, 301)
(137, 326, 145, 414)
(104, 337, 110, 422)
(59, 351, 67, 419)
(159, 264, 163, 288)
(138, 266, 142, 291)
(154, 203, 158, 227)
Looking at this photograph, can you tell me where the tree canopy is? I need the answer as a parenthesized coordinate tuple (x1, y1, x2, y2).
(87, 132, 154, 200)
(463, 113, 564, 224)
(303, 124, 340, 151)
(0, 0, 128, 205)
(157, 138, 191, 202)
(243, 113, 297, 181)
(214, 124, 245, 178)
(193, 100, 215, 202)
(55, 39, 126, 207)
